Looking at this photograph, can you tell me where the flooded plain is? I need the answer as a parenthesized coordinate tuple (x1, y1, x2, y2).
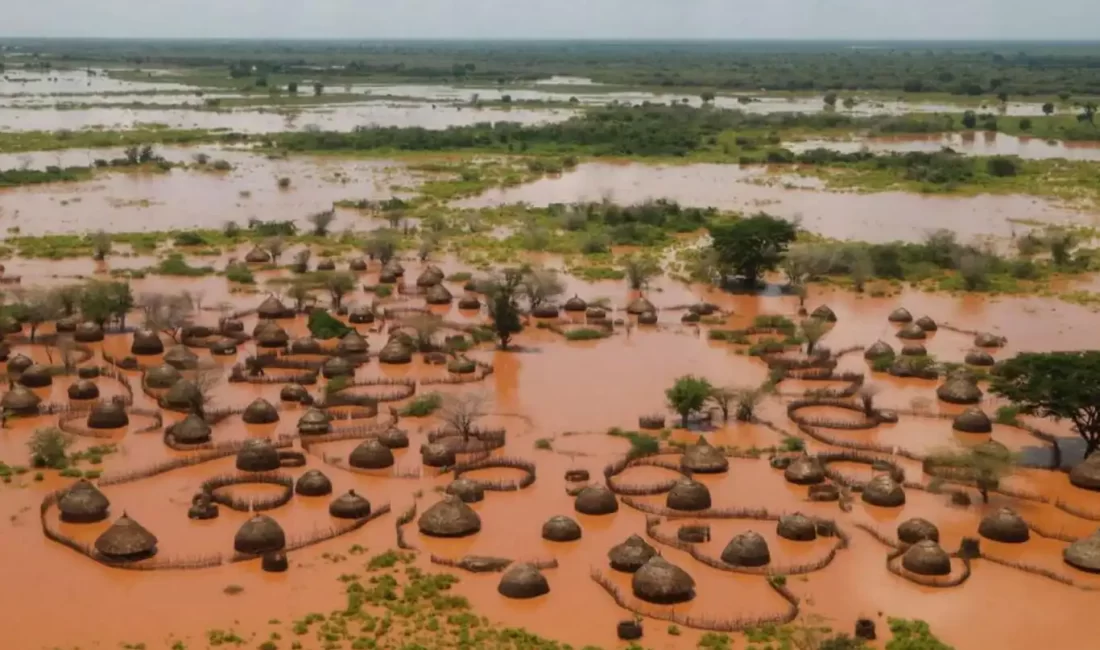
(789, 132, 1100, 161)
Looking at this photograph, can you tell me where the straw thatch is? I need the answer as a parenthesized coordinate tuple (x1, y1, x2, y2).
(130, 328, 164, 355)
(937, 376, 982, 405)
(234, 514, 287, 554)
(235, 439, 281, 472)
(262, 551, 289, 572)
(542, 515, 582, 542)
(626, 296, 655, 315)
(446, 478, 485, 503)
(563, 295, 587, 312)
(631, 556, 695, 604)
(319, 356, 353, 379)
(777, 513, 817, 541)
(681, 439, 729, 474)
(898, 518, 940, 544)
(188, 494, 218, 520)
(349, 439, 395, 469)
(296, 408, 331, 435)
(618, 621, 643, 640)
(425, 284, 453, 305)
(2, 385, 41, 414)
(1064, 531, 1100, 573)
(348, 258, 368, 272)
(316, 259, 336, 271)
(163, 345, 198, 370)
(862, 475, 906, 507)
(162, 379, 201, 411)
(378, 427, 410, 449)
(19, 364, 53, 388)
(245, 246, 271, 264)
(290, 336, 323, 355)
(67, 379, 100, 400)
(896, 323, 926, 340)
(74, 321, 105, 342)
(585, 307, 607, 320)
(808, 483, 840, 502)
(329, 489, 372, 519)
(888, 307, 913, 323)
(901, 343, 927, 357)
(182, 324, 215, 339)
(416, 265, 445, 287)
(608, 534, 657, 572)
(498, 563, 550, 599)
(379, 337, 413, 364)
(87, 400, 129, 429)
(964, 349, 995, 366)
(349, 305, 375, 324)
(6, 353, 33, 375)
(978, 507, 1030, 543)
(915, 315, 938, 331)
(295, 469, 333, 497)
(418, 495, 481, 538)
(58, 479, 110, 523)
(146, 364, 183, 389)
(421, 442, 456, 467)
(784, 456, 825, 485)
(952, 407, 992, 434)
(902, 540, 952, 576)
(94, 513, 157, 560)
(721, 531, 771, 567)
(280, 383, 310, 403)
(974, 332, 1005, 348)
(863, 340, 895, 360)
(532, 304, 559, 318)
(77, 367, 100, 379)
(681, 312, 701, 323)
(336, 330, 369, 355)
(242, 398, 279, 424)
(254, 321, 290, 348)
(256, 295, 291, 319)
(575, 484, 619, 515)
(457, 295, 481, 310)
(690, 302, 718, 316)
(666, 479, 712, 511)
(811, 305, 837, 322)
(222, 319, 244, 333)
(167, 413, 212, 444)
(1070, 454, 1100, 492)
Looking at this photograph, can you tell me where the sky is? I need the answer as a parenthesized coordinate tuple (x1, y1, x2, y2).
(3, 0, 1100, 40)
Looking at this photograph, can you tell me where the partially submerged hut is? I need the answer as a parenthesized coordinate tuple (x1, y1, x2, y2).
(541, 515, 582, 542)
(901, 540, 952, 576)
(58, 479, 110, 523)
(234, 514, 286, 554)
(87, 400, 129, 429)
(295, 470, 333, 497)
(2, 385, 41, 415)
(574, 484, 618, 515)
(978, 507, 1030, 543)
(297, 408, 331, 435)
(145, 364, 182, 389)
(242, 398, 279, 424)
(784, 456, 826, 485)
(446, 478, 485, 504)
(680, 438, 729, 474)
(862, 475, 906, 507)
(665, 479, 712, 511)
(777, 513, 817, 541)
(329, 489, 372, 519)
(95, 513, 157, 561)
(498, 563, 550, 599)
(417, 495, 481, 538)
(349, 439, 395, 469)
(952, 408, 992, 434)
(608, 534, 657, 572)
(130, 329, 164, 355)
(235, 439, 281, 472)
(897, 518, 940, 544)
(631, 557, 695, 604)
(721, 531, 771, 567)
(167, 413, 212, 445)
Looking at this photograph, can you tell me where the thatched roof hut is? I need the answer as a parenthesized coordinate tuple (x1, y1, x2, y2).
(446, 478, 485, 503)
(68, 379, 100, 400)
(321, 356, 354, 379)
(95, 513, 157, 561)
(245, 246, 271, 263)
(902, 540, 952, 576)
(58, 479, 110, 523)
(242, 398, 279, 424)
(897, 518, 940, 544)
(978, 507, 1030, 543)
(420, 442, 455, 468)
(378, 259, 403, 277)
(349, 258, 368, 272)
(811, 305, 837, 322)
(680, 439, 729, 474)
(974, 332, 1005, 348)
(632, 557, 695, 604)
(681, 312, 700, 323)
(295, 469, 333, 497)
(87, 400, 129, 429)
(254, 321, 290, 348)
(901, 343, 927, 357)
(167, 413, 212, 444)
(378, 269, 398, 284)
(964, 349, 995, 366)
(234, 514, 286, 554)
(937, 375, 982, 405)
(1069, 454, 1100, 492)
(564, 295, 587, 312)
(418, 495, 481, 538)
(666, 479, 712, 511)
(163, 379, 200, 411)
(146, 364, 183, 390)
(297, 408, 331, 435)
(349, 305, 375, 324)
(952, 408, 992, 434)
(574, 484, 618, 515)
(77, 366, 100, 379)
(896, 323, 926, 340)
(864, 340, 895, 360)
(777, 513, 817, 541)
(256, 295, 291, 319)
(542, 515, 582, 542)
(532, 304, 559, 318)
(235, 439, 281, 472)
(1064, 531, 1100, 573)
(425, 283, 453, 305)
(809, 483, 840, 502)
(182, 324, 215, 339)
(888, 307, 913, 323)
(280, 383, 310, 403)
(222, 318, 244, 333)
(457, 295, 481, 310)
(608, 534, 656, 572)
(349, 439, 395, 469)
(690, 302, 717, 316)
(262, 551, 288, 572)
(378, 427, 410, 449)
(2, 385, 41, 414)
(637, 311, 658, 325)
(498, 563, 550, 599)
(378, 337, 413, 364)
(586, 307, 606, 320)
(6, 354, 33, 375)
(163, 345, 198, 370)
(784, 456, 825, 485)
(329, 489, 372, 519)
(337, 330, 369, 355)
(448, 358, 477, 374)
(19, 364, 53, 388)
(915, 315, 938, 332)
(626, 296, 655, 315)
(290, 336, 323, 355)
(316, 259, 336, 271)
(188, 494, 218, 520)
(416, 265, 445, 287)
(74, 321, 105, 342)
(721, 531, 770, 567)
(862, 475, 906, 507)
(130, 328, 164, 355)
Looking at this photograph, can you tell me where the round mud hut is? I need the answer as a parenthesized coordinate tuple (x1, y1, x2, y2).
(777, 513, 818, 541)
(896, 323, 927, 340)
(95, 513, 157, 561)
(290, 336, 322, 355)
(897, 518, 940, 544)
(632, 557, 695, 604)
(811, 305, 837, 322)
(163, 345, 198, 370)
(425, 284, 453, 305)
(666, 479, 712, 511)
(87, 400, 129, 429)
(1064, 531, 1100, 573)
(418, 495, 482, 538)
(321, 356, 355, 379)
(130, 329, 164, 355)
(254, 321, 290, 348)
(245, 246, 272, 264)
(446, 478, 485, 504)
(626, 296, 656, 315)
(498, 563, 550, 599)
(337, 330, 369, 355)
(608, 534, 657, 572)
(901, 540, 952, 576)
(420, 442, 455, 468)
(564, 295, 587, 312)
(146, 364, 182, 390)
(6, 353, 32, 375)
(721, 531, 771, 567)
(234, 514, 287, 554)
(448, 358, 476, 374)
(416, 265, 445, 287)
(297, 408, 331, 435)
(864, 340, 895, 360)
(784, 455, 825, 485)
(637, 311, 658, 325)
(532, 304, 559, 318)
(74, 321, 105, 342)
(349, 439, 395, 469)
(295, 469, 333, 497)
(457, 295, 481, 310)
(2, 385, 41, 414)
(378, 337, 413, 364)
(1069, 454, 1100, 492)
(542, 515, 582, 542)
(167, 413, 212, 445)
(574, 484, 618, 515)
(888, 307, 913, 323)
(965, 349, 995, 366)
(316, 259, 336, 272)
(242, 398, 279, 424)
(937, 375, 983, 405)
(256, 295, 292, 319)
(235, 439, 281, 472)
(974, 332, 1005, 348)
(862, 475, 906, 507)
(19, 364, 53, 388)
(349, 305, 375, 324)
(978, 507, 1030, 543)
(281, 383, 310, 403)
(378, 427, 410, 449)
(58, 479, 110, 523)
(188, 494, 219, 520)
(329, 489, 372, 519)
(680, 439, 729, 474)
(915, 315, 938, 332)
(67, 379, 100, 400)
(952, 408, 992, 434)
(901, 343, 927, 357)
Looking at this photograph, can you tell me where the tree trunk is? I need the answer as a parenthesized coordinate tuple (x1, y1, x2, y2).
(980, 487, 989, 504)
(681, 413, 689, 428)
(1085, 435, 1099, 458)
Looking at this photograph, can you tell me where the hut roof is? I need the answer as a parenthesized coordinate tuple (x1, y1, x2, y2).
(457, 295, 481, 310)
(337, 330, 369, 355)
(952, 407, 992, 434)
(585, 307, 606, 319)
(68, 379, 100, 400)
(297, 408, 331, 435)
(974, 332, 1006, 348)
(666, 479, 712, 511)
(862, 475, 906, 507)
(146, 364, 183, 389)
(245, 246, 272, 263)
(689, 302, 717, 316)
(95, 513, 157, 559)
(721, 531, 771, 567)
(349, 439, 395, 469)
(425, 283, 453, 305)
(564, 295, 587, 312)
(864, 340, 895, 359)
(280, 383, 310, 403)
(541, 515, 582, 542)
(321, 356, 355, 379)
(242, 398, 280, 424)
(1064, 531, 1100, 573)
(378, 338, 413, 364)
(163, 345, 198, 370)
(130, 328, 164, 355)
(188, 497, 218, 520)
(163, 378, 201, 410)
(418, 495, 482, 538)
(349, 305, 375, 324)
(888, 307, 913, 323)
(378, 427, 410, 449)
(87, 400, 129, 429)
(810, 305, 837, 322)
(255, 321, 290, 347)
(290, 336, 323, 355)
(902, 540, 952, 576)
(349, 258, 368, 271)
(978, 507, 1030, 543)
(295, 469, 333, 497)
(420, 442, 455, 467)
(901, 343, 927, 357)
(898, 518, 940, 545)
(964, 349, 995, 367)
(74, 321, 105, 342)
(6, 353, 33, 374)
(896, 323, 927, 340)
(631, 556, 695, 604)
(234, 514, 286, 554)
(256, 295, 290, 318)
(2, 385, 40, 413)
(936, 376, 983, 405)
(626, 296, 655, 315)
(608, 534, 657, 572)
(446, 478, 485, 503)
(382, 259, 405, 276)
(235, 439, 281, 472)
(784, 456, 826, 485)
(329, 489, 372, 519)
(532, 304, 559, 318)
(168, 413, 212, 444)
(915, 315, 938, 331)
(777, 513, 818, 541)
(448, 357, 477, 374)
(19, 364, 53, 388)
(58, 479, 110, 523)
(574, 484, 618, 515)
(680, 439, 729, 474)
(416, 265, 445, 287)
(1070, 454, 1100, 492)
(316, 259, 335, 271)
(497, 563, 550, 599)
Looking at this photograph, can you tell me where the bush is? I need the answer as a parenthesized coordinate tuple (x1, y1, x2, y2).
(986, 156, 1018, 177)
(374, 285, 393, 298)
(28, 427, 72, 469)
(401, 392, 443, 417)
(564, 328, 607, 341)
(995, 405, 1020, 425)
(173, 231, 208, 246)
(307, 310, 351, 340)
(885, 619, 954, 650)
(225, 263, 255, 284)
(156, 254, 214, 277)
(534, 438, 552, 450)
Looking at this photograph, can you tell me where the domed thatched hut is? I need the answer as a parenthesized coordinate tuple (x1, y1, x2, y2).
(965, 349, 995, 366)
(349, 305, 375, 324)
(262, 551, 288, 572)
(809, 483, 840, 502)
(290, 336, 323, 355)
(146, 364, 182, 389)
(532, 304, 559, 318)
(586, 307, 606, 320)
(457, 295, 480, 310)
(862, 475, 906, 507)
(564, 295, 587, 312)
(632, 557, 695, 604)
(87, 400, 129, 429)
(574, 484, 618, 515)
(74, 321, 105, 342)
(626, 296, 655, 315)
(383, 259, 405, 275)
(915, 316, 938, 331)
(902, 540, 952, 576)
(167, 413, 212, 444)
(777, 513, 817, 541)
(446, 478, 485, 503)
(329, 489, 372, 519)
(130, 329, 164, 355)
(58, 479, 110, 523)
(498, 563, 550, 599)
(542, 515, 582, 542)
(448, 358, 476, 374)
(721, 531, 770, 567)
(295, 470, 333, 497)
(666, 479, 712, 511)
(256, 295, 292, 319)
(378, 428, 410, 449)
(6, 353, 32, 375)
(321, 356, 354, 379)
(235, 439, 281, 472)
(19, 364, 53, 388)
(349, 258, 368, 272)
(681, 312, 700, 323)
(2, 385, 41, 415)
(280, 383, 310, 403)
(163, 345, 198, 370)
(254, 321, 290, 348)
(349, 439, 395, 469)
(188, 494, 218, 520)
(68, 379, 100, 400)
(425, 284, 453, 305)
(418, 495, 481, 538)
(1064, 531, 1100, 573)
(234, 514, 286, 554)
(680, 439, 729, 474)
(420, 442, 455, 467)
(608, 534, 656, 572)
(784, 456, 825, 485)
(1070, 454, 1100, 492)
(937, 375, 982, 405)
(378, 337, 413, 364)
(637, 311, 658, 325)
(978, 507, 1030, 543)
(416, 265, 445, 287)
(316, 259, 336, 271)
(897, 323, 926, 340)
(898, 518, 940, 544)
(245, 246, 271, 264)
(864, 340, 895, 360)
(901, 343, 927, 357)
(974, 332, 1005, 348)
(952, 408, 992, 434)
(95, 513, 157, 561)
(297, 408, 331, 435)
(888, 307, 913, 323)
(337, 330, 369, 355)
(811, 305, 837, 322)
(242, 398, 279, 424)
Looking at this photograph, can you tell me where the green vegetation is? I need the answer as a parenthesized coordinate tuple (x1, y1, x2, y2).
(607, 427, 661, 459)
(885, 619, 954, 650)
(401, 392, 443, 417)
(927, 443, 1018, 503)
(666, 375, 714, 427)
(308, 310, 352, 340)
(564, 328, 607, 341)
(710, 214, 799, 287)
(27, 427, 73, 469)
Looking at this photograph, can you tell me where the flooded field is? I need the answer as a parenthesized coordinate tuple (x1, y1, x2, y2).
(789, 132, 1100, 161)
(0, 68, 205, 96)
(0, 251, 1098, 650)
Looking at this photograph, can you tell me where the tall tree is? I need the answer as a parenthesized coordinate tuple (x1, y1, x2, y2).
(666, 375, 714, 427)
(483, 269, 524, 350)
(709, 214, 797, 287)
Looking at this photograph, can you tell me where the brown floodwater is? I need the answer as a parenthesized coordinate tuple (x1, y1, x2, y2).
(2, 257, 1100, 650)
(789, 132, 1100, 161)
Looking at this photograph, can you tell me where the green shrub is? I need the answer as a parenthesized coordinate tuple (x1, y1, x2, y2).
(995, 405, 1020, 425)
(781, 437, 805, 452)
(534, 438, 552, 450)
(172, 231, 208, 246)
(401, 392, 443, 417)
(885, 618, 954, 650)
(156, 254, 213, 277)
(374, 285, 393, 298)
(308, 310, 351, 340)
(225, 263, 254, 284)
(565, 328, 606, 341)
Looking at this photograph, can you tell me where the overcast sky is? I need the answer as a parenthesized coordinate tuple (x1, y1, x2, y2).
(4, 0, 1099, 40)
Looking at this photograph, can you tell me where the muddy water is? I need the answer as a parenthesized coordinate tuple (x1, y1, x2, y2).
(0, 69, 203, 96)
(789, 132, 1100, 161)
(1, 260, 1100, 650)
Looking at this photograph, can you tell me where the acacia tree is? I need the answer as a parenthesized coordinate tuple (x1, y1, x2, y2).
(709, 214, 797, 287)
(482, 269, 524, 350)
(307, 210, 336, 237)
(991, 351, 1100, 457)
(89, 230, 112, 262)
(13, 288, 59, 343)
(440, 392, 487, 444)
(139, 292, 194, 342)
(621, 254, 662, 290)
(402, 314, 442, 352)
(799, 318, 829, 356)
(265, 236, 286, 264)
(191, 364, 224, 418)
(520, 266, 565, 310)
(709, 386, 736, 422)
(320, 272, 356, 310)
(928, 444, 1017, 504)
(362, 229, 399, 264)
(666, 375, 714, 427)
(284, 277, 316, 312)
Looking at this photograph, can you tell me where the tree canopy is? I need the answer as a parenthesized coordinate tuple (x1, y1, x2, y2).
(709, 214, 797, 286)
(666, 375, 714, 427)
